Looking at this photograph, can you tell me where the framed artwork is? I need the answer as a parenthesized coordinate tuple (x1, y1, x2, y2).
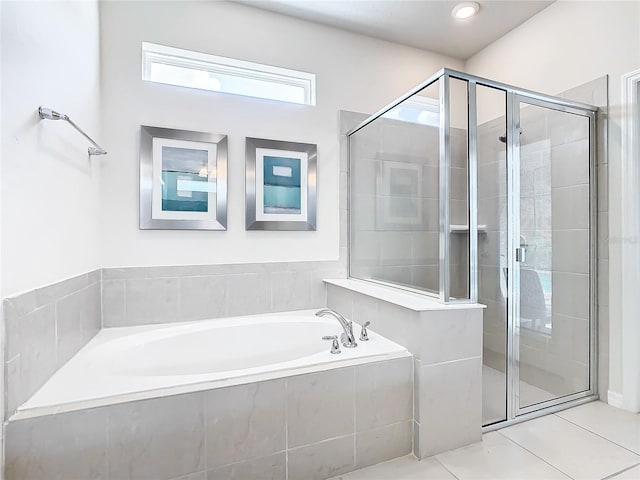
(245, 137, 317, 231)
(139, 126, 227, 230)
(376, 160, 423, 228)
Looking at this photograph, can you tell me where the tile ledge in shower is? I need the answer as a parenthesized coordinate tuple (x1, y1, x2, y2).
(324, 279, 486, 312)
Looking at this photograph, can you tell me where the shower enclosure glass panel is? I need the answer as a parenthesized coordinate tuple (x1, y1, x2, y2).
(477, 85, 508, 426)
(349, 80, 442, 295)
(449, 78, 470, 300)
(515, 98, 593, 412)
(347, 69, 598, 427)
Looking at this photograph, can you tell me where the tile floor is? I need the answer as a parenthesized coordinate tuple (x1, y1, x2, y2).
(332, 401, 640, 480)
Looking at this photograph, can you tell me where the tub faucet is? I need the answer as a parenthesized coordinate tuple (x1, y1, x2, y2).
(315, 308, 357, 348)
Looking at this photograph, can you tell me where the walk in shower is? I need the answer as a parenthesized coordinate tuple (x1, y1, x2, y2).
(347, 68, 598, 426)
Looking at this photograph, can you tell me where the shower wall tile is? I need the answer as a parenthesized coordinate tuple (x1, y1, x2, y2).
(380, 232, 413, 266)
(412, 232, 439, 265)
(411, 265, 439, 293)
(552, 230, 590, 274)
(551, 185, 590, 230)
(351, 195, 376, 230)
(422, 164, 439, 197)
(551, 139, 590, 188)
(553, 272, 590, 319)
(380, 266, 414, 286)
(351, 157, 377, 195)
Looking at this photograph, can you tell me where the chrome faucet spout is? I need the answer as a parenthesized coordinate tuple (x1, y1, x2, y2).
(315, 308, 357, 348)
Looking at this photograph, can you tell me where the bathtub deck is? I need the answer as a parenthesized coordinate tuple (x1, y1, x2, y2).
(14, 309, 409, 420)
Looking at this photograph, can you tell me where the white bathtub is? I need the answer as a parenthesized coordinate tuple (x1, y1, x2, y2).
(16, 309, 409, 420)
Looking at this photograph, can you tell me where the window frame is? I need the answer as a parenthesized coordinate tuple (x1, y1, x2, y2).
(142, 42, 316, 106)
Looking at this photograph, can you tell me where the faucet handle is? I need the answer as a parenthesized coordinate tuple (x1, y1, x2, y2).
(359, 321, 371, 342)
(322, 335, 341, 354)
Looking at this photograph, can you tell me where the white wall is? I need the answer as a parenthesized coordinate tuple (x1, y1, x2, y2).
(1, 1, 102, 298)
(465, 0, 640, 399)
(98, 0, 463, 268)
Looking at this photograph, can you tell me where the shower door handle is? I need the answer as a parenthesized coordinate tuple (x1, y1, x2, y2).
(515, 247, 526, 263)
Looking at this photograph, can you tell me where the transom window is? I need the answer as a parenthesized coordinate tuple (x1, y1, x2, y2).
(142, 42, 316, 106)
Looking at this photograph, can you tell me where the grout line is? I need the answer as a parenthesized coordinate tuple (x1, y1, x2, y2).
(433, 456, 462, 480)
(495, 430, 575, 479)
(289, 432, 355, 452)
(285, 378, 289, 480)
(203, 392, 208, 474)
(105, 410, 110, 480)
(600, 462, 640, 480)
(353, 366, 357, 469)
(122, 279, 128, 327)
(553, 413, 640, 458)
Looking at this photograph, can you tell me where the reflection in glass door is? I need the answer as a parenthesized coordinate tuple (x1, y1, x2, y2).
(513, 96, 595, 415)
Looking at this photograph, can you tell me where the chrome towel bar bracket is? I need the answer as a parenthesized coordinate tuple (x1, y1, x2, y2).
(38, 106, 107, 156)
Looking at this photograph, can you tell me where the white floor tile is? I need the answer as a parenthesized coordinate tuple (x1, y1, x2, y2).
(610, 463, 640, 479)
(500, 414, 640, 480)
(556, 401, 640, 454)
(435, 431, 569, 479)
(329, 455, 455, 480)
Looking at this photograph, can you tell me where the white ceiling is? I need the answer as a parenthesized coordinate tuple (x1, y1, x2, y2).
(238, 0, 555, 60)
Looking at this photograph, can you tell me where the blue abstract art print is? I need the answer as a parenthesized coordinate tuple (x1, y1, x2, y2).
(262, 155, 302, 214)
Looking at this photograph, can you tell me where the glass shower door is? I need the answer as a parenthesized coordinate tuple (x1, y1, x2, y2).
(513, 96, 595, 414)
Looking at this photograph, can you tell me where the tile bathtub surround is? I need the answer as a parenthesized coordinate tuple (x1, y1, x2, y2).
(3, 270, 102, 418)
(102, 261, 347, 327)
(326, 280, 484, 457)
(4, 356, 413, 480)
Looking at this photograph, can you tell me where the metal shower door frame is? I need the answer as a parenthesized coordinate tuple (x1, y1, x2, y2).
(505, 92, 599, 421)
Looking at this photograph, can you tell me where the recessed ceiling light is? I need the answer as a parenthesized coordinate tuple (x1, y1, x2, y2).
(452, 2, 480, 20)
